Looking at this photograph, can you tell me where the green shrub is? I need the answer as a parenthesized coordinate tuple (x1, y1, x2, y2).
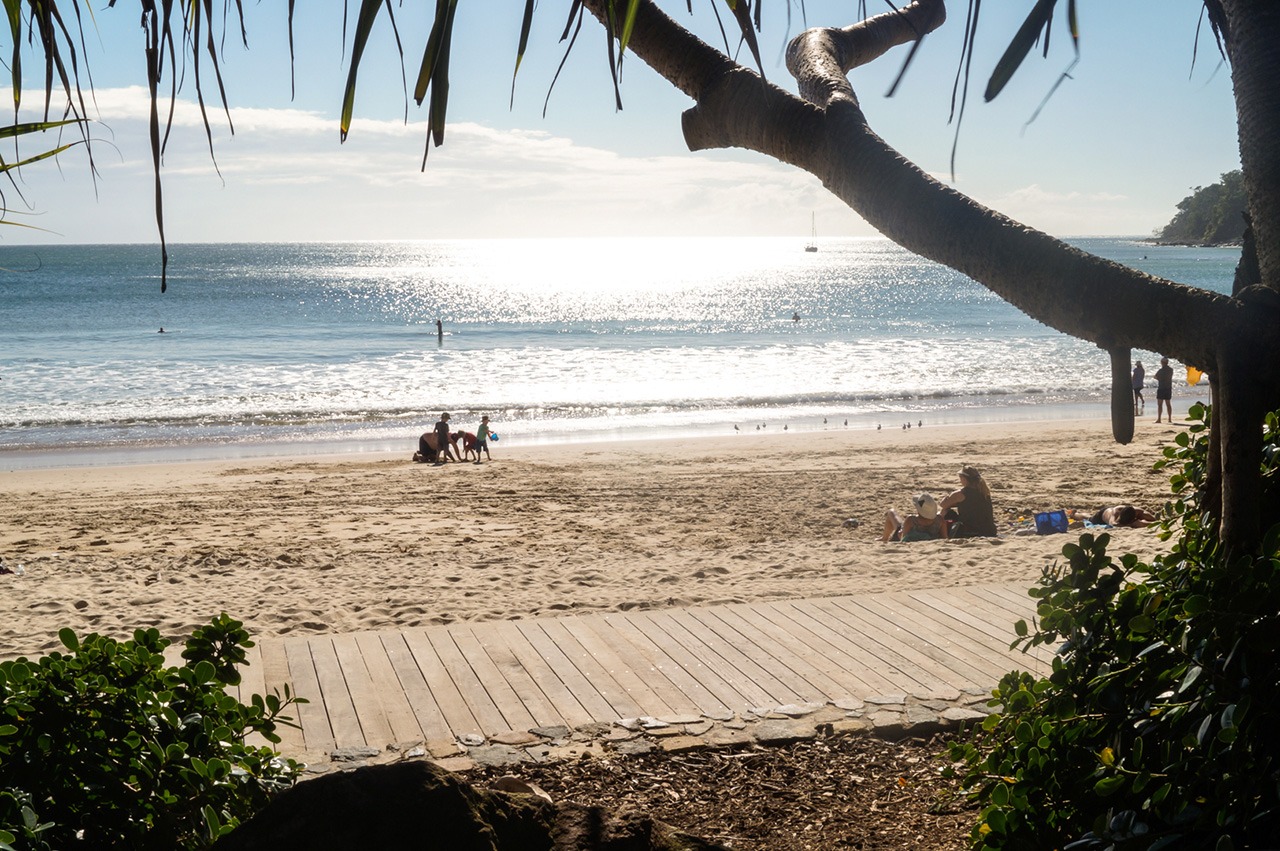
(0, 614, 304, 850)
(947, 403, 1280, 849)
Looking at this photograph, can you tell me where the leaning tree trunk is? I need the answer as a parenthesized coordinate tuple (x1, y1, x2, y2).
(583, 0, 1280, 549)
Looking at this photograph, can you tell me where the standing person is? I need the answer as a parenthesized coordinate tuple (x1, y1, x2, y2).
(433, 412, 455, 464)
(940, 466, 998, 538)
(1155, 357, 1174, 423)
(473, 415, 493, 464)
(436, 318, 443, 344)
(1131, 360, 1145, 415)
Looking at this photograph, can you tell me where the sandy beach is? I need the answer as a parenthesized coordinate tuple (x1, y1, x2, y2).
(1, 418, 1183, 661)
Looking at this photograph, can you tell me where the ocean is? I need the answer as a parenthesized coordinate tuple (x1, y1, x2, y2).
(0, 237, 1236, 469)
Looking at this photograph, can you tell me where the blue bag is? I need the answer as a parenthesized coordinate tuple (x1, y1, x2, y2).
(1034, 510, 1069, 535)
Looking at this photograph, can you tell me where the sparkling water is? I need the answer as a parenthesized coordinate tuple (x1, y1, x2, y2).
(0, 237, 1235, 465)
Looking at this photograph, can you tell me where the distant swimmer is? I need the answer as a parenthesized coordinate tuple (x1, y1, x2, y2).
(158, 328, 165, 333)
(792, 312, 801, 322)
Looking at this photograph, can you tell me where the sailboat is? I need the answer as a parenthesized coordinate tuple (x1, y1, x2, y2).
(804, 212, 818, 252)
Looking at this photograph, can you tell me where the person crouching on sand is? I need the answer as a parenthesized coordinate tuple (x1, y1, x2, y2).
(882, 493, 947, 542)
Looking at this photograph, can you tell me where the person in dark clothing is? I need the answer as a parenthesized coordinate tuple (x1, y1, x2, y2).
(1131, 360, 1145, 415)
(940, 466, 999, 538)
(1155, 357, 1174, 423)
(433, 412, 456, 464)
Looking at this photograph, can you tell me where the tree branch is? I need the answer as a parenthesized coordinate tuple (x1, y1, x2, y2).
(584, 0, 1280, 382)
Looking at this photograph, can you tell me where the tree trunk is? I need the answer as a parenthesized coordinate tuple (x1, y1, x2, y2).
(1109, 348, 1134, 445)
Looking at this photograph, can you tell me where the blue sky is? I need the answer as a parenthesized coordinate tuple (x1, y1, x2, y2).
(2, 1, 1239, 244)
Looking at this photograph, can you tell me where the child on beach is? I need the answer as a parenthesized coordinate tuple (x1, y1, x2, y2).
(473, 416, 493, 464)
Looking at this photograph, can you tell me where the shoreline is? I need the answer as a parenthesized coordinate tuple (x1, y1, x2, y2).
(2, 417, 1184, 661)
(0, 399, 1193, 472)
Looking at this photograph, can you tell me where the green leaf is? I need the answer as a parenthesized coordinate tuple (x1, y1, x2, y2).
(1094, 774, 1125, 796)
(59, 627, 79, 651)
(1128, 614, 1154, 634)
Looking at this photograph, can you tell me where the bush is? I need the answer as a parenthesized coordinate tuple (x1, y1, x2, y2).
(947, 403, 1280, 849)
(0, 614, 304, 851)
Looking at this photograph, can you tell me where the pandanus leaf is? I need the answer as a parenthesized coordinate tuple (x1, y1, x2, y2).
(340, 0, 384, 142)
(725, 0, 765, 80)
(617, 0, 641, 56)
(984, 0, 1057, 102)
(3, 0, 21, 110)
(510, 0, 536, 108)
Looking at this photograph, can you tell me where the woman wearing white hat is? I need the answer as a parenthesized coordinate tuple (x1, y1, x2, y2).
(881, 493, 947, 542)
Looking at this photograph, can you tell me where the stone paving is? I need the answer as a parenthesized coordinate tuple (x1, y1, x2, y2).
(307, 687, 997, 775)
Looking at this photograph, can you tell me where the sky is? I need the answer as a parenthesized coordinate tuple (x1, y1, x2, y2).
(0, 1, 1241, 245)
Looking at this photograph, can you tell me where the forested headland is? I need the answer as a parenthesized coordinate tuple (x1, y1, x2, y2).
(1154, 170, 1246, 245)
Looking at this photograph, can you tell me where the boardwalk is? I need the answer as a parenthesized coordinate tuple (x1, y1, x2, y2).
(232, 583, 1050, 764)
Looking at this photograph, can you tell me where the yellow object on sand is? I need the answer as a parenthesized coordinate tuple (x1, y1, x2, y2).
(1187, 365, 1204, 386)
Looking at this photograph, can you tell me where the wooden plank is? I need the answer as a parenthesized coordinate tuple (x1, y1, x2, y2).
(620, 611, 759, 713)
(308, 637, 365, 748)
(766, 599, 936, 694)
(380, 631, 453, 744)
(539, 619, 646, 719)
(450, 627, 538, 733)
(428, 628, 510, 736)
(572, 614, 701, 718)
(826, 596, 1008, 688)
(910, 588, 1035, 648)
(401, 629, 483, 739)
(468, 624, 566, 729)
(715, 603, 879, 699)
(601, 611, 747, 716)
(750, 601, 907, 695)
(587, 613, 730, 717)
(981, 582, 1039, 613)
(792, 599, 952, 695)
(490, 620, 593, 729)
(515, 621, 619, 721)
(257, 639, 305, 757)
(844, 594, 1017, 685)
(687, 607, 831, 704)
(332, 633, 395, 749)
(967, 585, 1040, 627)
(556, 617, 675, 718)
(668, 607, 813, 705)
(352, 632, 424, 745)
(644, 610, 777, 709)
(890, 590, 1046, 673)
(283, 637, 335, 755)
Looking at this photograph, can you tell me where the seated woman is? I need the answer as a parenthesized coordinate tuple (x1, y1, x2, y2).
(882, 493, 947, 542)
(940, 466, 999, 538)
(1089, 505, 1156, 528)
